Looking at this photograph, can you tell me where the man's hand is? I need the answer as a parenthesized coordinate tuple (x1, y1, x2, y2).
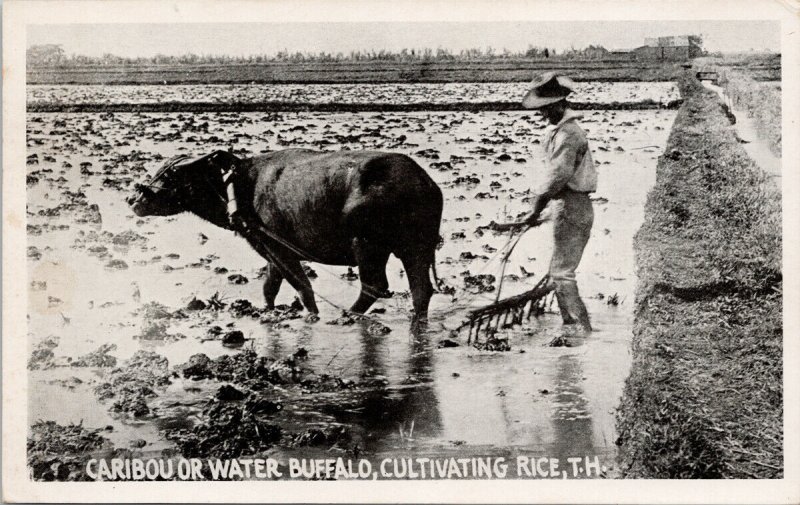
(492, 221, 526, 232)
(492, 216, 544, 233)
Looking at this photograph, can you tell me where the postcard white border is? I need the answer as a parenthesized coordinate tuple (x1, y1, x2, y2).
(4, 0, 799, 503)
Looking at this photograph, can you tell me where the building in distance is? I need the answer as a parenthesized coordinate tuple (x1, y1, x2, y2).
(633, 35, 704, 60)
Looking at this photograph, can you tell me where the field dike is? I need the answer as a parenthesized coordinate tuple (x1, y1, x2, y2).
(27, 59, 687, 85)
(615, 75, 782, 478)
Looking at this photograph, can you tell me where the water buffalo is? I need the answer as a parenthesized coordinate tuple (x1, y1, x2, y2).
(127, 149, 444, 325)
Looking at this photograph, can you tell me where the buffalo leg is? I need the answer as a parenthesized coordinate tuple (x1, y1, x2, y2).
(261, 262, 284, 309)
(275, 256, 318, 313)
(350, 238, 390, 314)
(400, 253, 434, 325)
(247, 238, 318, 313)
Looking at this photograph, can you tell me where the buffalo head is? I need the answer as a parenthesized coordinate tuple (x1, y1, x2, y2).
(127, 151, 240, 218)
(127, 155, 196, 217)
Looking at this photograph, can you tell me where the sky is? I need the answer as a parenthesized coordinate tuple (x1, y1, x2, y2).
(27, 20, 780, 58)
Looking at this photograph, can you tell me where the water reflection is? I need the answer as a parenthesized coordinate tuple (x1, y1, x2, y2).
(325, 323, 444, 452)
(549, 353, 594, 465)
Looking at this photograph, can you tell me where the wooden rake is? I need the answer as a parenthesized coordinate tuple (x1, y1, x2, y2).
(453, 222, 555, 342)
(459, 275, 554, 343)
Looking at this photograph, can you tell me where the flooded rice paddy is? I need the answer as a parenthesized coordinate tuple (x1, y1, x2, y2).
(28, 81, 681, 107)
(26, 105, 676, 478)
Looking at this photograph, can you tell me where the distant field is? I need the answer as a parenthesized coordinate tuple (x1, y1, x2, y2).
(699, 53, 782, 81)
(27, 81, 683, 112)
(28, 58, 689, 85)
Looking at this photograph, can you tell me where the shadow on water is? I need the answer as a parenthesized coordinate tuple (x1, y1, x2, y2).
(315, 322, 444, 453)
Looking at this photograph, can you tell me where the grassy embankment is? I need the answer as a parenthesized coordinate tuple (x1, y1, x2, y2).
(27, 59, 685, 85)
(616, 74, 783, 478)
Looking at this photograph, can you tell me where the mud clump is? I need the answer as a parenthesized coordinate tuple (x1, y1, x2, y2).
(71, 343, 117, 368)
(452, 175, 480, 185)
(48, 376, 84, 390)
(547, 335, 577, 348)
(289, 426, 351, 448)
(111, 230, 147, 246)
(460, 251, 489, 261)
(165, 399, 282, 459)
(227, 274, 249, 285)
(245, 394, 282, 415)
(93, 351, 171, 418)
(137, 301, 179, 320)
(133, 302, 187, 341)
(259, 300, 304, 324)
(28, 246, 43, 260)
(216, 384, 247, 401)
(298, 374, 357, 393)
(134, 320, 185, 343)
(185, 297, 207, 311)
(229, 299, 261, 318)
(178, 348, 354, 393)
(105, 259, 128, 270)
(180, 353, 216, 380)
(221, 330, 246, 347)
(473, 336, 511, 352)
(180, 351, 271, 384)
(463, 273, 496, 293)
(264, 350, 354, 392)
(327, 311, 368, 326)
(111, 392, 152, 417)
(28, 421, 112, 481)
(28, 336, 60, 370)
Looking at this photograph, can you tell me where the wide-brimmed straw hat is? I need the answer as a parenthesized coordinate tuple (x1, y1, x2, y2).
(521, 72, 576, 109)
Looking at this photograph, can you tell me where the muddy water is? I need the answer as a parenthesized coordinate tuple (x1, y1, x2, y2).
(27, 108, 675, 476)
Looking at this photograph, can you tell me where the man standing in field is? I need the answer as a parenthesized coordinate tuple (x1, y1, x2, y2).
(496, 72, 597, 335)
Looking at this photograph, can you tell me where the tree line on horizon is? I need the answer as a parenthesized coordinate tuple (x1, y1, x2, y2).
(27, 43, 619, 68)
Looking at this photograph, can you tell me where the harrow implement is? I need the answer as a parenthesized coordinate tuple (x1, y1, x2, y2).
(458, 275, 554, 343)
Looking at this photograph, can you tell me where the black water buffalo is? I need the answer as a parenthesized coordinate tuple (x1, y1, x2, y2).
(127, 149, 444, 324)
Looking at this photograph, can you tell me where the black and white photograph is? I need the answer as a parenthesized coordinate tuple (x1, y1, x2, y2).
(3, 0, 799, 502)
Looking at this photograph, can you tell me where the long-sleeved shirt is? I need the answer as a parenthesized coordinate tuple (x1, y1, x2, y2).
(533, 109, 597, 197)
